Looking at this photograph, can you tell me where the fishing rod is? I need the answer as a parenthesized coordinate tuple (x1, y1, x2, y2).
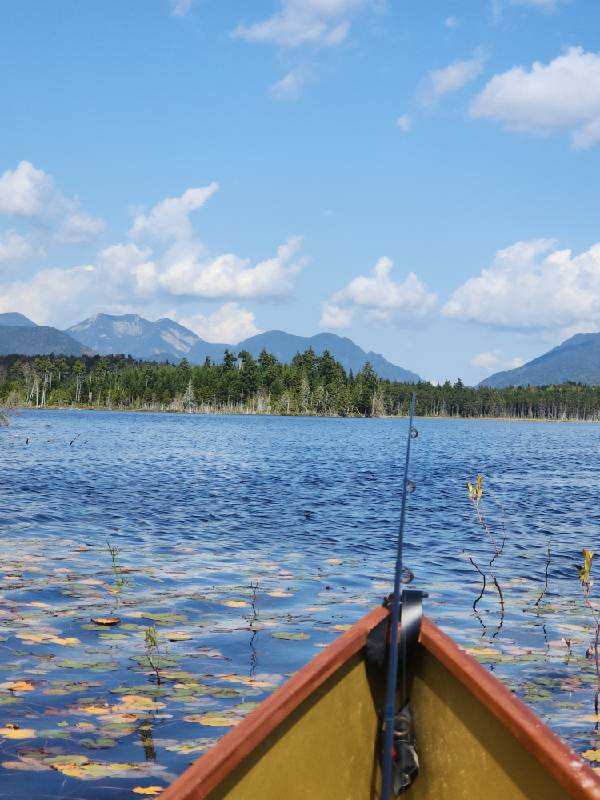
(381, 393, 418, 800)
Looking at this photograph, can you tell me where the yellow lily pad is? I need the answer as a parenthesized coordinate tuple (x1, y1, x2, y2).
(0, 724, 36, 739)
(1, 680, 35, 692)
(91, 616, 121, 626)
(184, 713, 240, 727)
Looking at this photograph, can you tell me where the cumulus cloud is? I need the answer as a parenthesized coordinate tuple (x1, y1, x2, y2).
(0, 230, 43, 264)
(159, 236, 306, 300)
(0, 162, 54, 216)
(320, 257, 437, 328)
(0, 161, 105, 243)
(232, 0, 370, 48)
(471, 351, 501, 370)
(444, 239, 600, 337)
(0, 234, 306, 326)
(0, 265, 98, 324)
(130, 183, 219, 241)
(56, 212, 106, 245)
(0, 172, 306, 326)
(471, 47, 600, 148)
(421, 51, 485, 105)
(178, 303, 262, 343)
(320, 302, 354, 329)
(0, 242, 160, 324)
(96, 243, 158, 297)
(470, 351, 525, 371)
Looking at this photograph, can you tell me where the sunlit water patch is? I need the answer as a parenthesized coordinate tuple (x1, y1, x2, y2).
(0, 410, 598, 797)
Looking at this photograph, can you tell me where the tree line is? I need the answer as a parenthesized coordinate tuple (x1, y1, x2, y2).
(1, 350, 600, 420)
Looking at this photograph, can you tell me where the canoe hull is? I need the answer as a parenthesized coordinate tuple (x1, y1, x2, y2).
(160, 609, 600, 800)
(407, 646, 570, 800)
(208, 651, 379, 800)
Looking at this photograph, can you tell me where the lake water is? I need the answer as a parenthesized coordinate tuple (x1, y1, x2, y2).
(0, 409, 598, 797)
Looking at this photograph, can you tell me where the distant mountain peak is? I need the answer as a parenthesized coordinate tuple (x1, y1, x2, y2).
(0, 325, 91, 356)
(480, 330, 600, 387)
(0, 312, 37, 327)
(67, 313, 201, 359)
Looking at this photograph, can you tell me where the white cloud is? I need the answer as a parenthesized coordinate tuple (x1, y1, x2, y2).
(0, 242, 159, 324)
(0, 162, 54, 216)
(471, 47, 600, 148)
(0, 230, 43, 264)
(270, 67, 313, 101)
(171, 0, 192, 16)
(0, 175, 306, 326)
(396, 114, 412, 132)
(0, 161, 104, 243)
(444, 239, 600, 337)
(322, 257, 437, 327)
(159, 236, 306, 300)
(421, 51, 485, 105)
(0, 265, 97, 325)
(320, 302, 354, 329)
(471, 351, 501, 370)
(232, 0, 370, 48)
(0, 233, 306, 326)
(178, 303, 262, 343)
(56, 212, 105, 244)
(96, 243, 158, 296)
(470, 351, 525, 371)
(130, 183, 219, 241)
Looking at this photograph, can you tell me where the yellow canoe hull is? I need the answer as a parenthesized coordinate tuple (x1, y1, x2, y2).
(161, 608, 600, 800)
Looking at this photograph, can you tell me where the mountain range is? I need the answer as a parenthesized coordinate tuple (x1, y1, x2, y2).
(0, 312, 421, 382)
(480, 332, 600, 387)
(5, 311, 600, 386)
(0, 313, 91, 357)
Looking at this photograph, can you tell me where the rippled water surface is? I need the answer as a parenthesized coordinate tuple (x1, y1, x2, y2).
(0, 410, 598, 797)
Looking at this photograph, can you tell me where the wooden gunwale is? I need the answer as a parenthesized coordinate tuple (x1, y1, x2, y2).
(159, 607, 600, 800)
(419, 618, 600, 800)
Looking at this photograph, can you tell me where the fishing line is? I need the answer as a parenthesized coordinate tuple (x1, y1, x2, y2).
(381, 393, 417, 800)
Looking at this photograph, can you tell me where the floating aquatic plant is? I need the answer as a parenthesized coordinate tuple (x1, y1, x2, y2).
(465, 474, 506, 632)
(534, 543, 552, 608)
(144, 626, 165, 687)
(106, 540, 130, 606)
(577, 549, 599, 719)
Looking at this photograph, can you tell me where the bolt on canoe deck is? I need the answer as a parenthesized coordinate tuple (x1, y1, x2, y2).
(160, 607, 600, 800)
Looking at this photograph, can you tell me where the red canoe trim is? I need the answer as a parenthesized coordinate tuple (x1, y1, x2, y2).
(159, 607, 600, 800)
(419, 618, 600, 800)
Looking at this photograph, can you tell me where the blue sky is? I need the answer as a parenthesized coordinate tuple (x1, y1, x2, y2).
(1, 0, 600, 383)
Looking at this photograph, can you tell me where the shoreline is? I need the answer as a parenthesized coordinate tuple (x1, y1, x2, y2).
(3, 403, 600, 424)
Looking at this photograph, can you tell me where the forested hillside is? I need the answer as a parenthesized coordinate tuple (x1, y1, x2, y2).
(0, 326, 90, 357)
(1, 350, 600, 420)
(481, 332, 600, 387)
